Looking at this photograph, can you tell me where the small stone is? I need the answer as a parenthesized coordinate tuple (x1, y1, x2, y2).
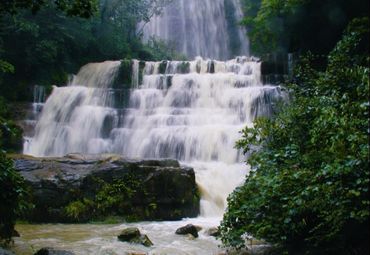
(175, 224, 199, 238)
(139, 234, 154, 247)
(117, 227, 153, 247)
(33, 248, 75, 255)
(117, 227, 141, 242)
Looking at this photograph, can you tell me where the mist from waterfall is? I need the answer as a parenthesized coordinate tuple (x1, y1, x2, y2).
(141, 0, 249, 60)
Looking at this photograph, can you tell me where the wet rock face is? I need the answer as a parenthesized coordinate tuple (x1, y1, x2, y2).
(175, 224, 199, 238)
(12, 154, 200, 222)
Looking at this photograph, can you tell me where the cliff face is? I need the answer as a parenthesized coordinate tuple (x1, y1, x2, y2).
(12, 154, 200, 222)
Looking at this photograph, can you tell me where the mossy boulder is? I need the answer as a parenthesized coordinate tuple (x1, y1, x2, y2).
(12, 154, 200, 223)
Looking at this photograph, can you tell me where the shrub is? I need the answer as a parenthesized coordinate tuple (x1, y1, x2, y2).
(220, 18, 369, 254)
(0, 152, 29, 246)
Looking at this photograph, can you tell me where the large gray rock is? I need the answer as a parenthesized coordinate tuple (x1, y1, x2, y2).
(12, 154, 200, 222)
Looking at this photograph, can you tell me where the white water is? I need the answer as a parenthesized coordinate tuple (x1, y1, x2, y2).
(14, 218, 225, 255)
(23, 57, 284, 254)
(141, 0, 249, 60)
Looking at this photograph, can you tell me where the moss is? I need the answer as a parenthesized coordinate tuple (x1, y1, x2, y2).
(159, 61, 167, 74)
(62, 175, 153, 223)
(117, 59, 132, 88)
(178, 62, 190, 74)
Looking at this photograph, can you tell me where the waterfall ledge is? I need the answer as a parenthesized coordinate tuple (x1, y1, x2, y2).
(12, 154, 200, 223)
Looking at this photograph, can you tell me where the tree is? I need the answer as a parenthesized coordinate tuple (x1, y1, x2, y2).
(241, 0, 370, 55)
(220, 18, 369, 254)
(0, 0, 98, 18)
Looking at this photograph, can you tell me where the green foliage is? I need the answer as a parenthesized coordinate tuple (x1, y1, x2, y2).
(0, 0, 98, 18)
(0, 97, 23, 153)
(241, 0, 369, 55)
(0, 0, 179, 101)
(64, 174, 147, 222)
(220, 18, 369, 254)
(64, 198, 95, 222)
(0, 60, 14, 74)
(0, 96, 29, 246)
(0, 152, 29, 246)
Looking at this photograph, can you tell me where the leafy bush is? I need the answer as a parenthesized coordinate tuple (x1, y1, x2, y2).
(0, 96, 30, 246)
(220, 18, 369, 254)
(0, 97, 23, 153)
(0, 152, 29, 246)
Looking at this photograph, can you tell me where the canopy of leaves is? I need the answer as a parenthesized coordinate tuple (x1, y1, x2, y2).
(0, 0, 98, 18)
(241, 0, 370, 55)
(220, 18, 369, 255)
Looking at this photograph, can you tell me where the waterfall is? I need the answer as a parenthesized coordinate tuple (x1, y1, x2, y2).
(141, 0, 249, 60)
(24, 61, 121, 156)
(24, 57, 285, 217)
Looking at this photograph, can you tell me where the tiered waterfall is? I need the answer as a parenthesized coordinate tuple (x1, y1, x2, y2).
(25, 57, 285, 216)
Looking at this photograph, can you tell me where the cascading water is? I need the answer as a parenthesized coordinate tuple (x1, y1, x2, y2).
(18, 1, 287, 253)
(141, 0, 249, 60)
(25, 57, 284, 218)
(24, 61, 121, 156)
(21, 58, 285, 254)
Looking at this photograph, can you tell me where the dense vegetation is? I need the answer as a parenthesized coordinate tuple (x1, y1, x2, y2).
(220, 18, 369, 255)
(0, 152, 29, 246)
(241, 0, 370, 55)
(0, 96, 29, 246)
(0, 0, 369, 253)
(0, 0, 178, 102)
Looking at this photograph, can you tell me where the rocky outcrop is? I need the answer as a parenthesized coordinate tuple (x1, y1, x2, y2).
(117, 227, 153, 247)
(12, 154, 200, 223)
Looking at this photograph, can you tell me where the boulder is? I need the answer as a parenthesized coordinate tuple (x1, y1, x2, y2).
(12, 154, 200, 223)
(33, 248, 75, 255)
(117, 227, 153, 247)
(175, 224, 199, 238)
